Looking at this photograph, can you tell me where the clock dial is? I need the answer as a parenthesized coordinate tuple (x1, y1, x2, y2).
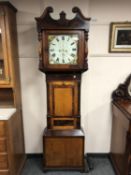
(48, 35, 79, 64)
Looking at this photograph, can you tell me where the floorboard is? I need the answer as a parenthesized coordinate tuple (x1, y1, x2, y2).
(21, 157, 116, 175)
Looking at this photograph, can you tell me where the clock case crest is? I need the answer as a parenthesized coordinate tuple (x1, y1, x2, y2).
(112, 74, 131, 101)
(35, 7, 90, 172)
(35, 7, 90, 73)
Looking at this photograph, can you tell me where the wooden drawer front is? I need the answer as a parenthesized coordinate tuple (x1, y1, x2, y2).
(44, 137, 84, 167)
(0, 139, 7, 152)
(51, 118, 77, 130)
(111, 104, 131, 175)
(0, 154, 8, 169)
(0, 170, 10, 175)
(0, 122, 6, 137)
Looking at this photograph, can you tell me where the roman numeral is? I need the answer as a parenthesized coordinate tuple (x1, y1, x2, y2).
(67, 37, 70, 41)
(72, 48, 76, 51)
(62, 36, 65, 40)
(71, 53, 75, 57)
(56, 38, 59, 42)
(56, 58, 59, 62)
(71, 42, 75, 45)
(52, 53, 56, 57)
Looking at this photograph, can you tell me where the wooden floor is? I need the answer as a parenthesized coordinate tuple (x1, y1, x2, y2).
(21, 157, 116, 175)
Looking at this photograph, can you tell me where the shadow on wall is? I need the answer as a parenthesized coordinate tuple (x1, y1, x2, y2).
(83, 101, 112, 153)
(17, 24, 38, 58)
(19, 58, 47, 153)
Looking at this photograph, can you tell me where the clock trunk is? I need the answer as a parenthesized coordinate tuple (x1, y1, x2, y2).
(47, 74, 81, 130)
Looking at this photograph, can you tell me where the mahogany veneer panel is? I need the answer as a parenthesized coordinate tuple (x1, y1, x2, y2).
(0, 112, 26, 175)
(111, 101, 131, 175)
(114, 101, 131, 120)
(54, 87, 73, 116)
(44, 128, 84, 136)
(48, 80, 79, 117)
(0, 122, 6, 137)
(45, 138, 83, 167)
(0, 154, 8, 169)
(0, 171, 10, 175)
(43, 128, 84, 171)
(0, 139, 7, 152)
(0, 89, 14, 107)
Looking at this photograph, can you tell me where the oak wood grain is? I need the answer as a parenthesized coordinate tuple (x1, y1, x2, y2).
(0, 2, 26, 175)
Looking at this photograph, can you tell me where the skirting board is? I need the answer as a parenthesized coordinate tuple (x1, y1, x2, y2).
(26, 153, 110, 159)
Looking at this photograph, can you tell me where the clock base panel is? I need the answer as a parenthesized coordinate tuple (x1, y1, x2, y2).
(43, 128, 85, 171)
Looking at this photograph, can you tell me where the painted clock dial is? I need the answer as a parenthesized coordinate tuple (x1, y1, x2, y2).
(48, 34, 79, 64)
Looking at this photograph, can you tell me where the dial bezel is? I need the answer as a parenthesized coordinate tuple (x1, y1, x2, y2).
(43, 30, 85, 71)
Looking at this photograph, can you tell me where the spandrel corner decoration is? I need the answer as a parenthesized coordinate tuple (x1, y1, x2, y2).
(109, 22, 131, 53)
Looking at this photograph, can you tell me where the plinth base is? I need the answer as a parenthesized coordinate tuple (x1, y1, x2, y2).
(43, 128, 85, 172)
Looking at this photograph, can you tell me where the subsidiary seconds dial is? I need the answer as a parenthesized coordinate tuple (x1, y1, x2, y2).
(48, 34, 79, 64)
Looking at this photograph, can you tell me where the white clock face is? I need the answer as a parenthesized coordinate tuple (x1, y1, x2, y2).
(48, 34, 79, 64)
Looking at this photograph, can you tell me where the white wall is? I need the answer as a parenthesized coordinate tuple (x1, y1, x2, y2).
(86, 0, 131, 152)
(8, 0, 131, 153)
(9, 0, 47, 153)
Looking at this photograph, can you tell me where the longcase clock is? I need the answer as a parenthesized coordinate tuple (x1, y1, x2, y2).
(35, 7, 90, 172)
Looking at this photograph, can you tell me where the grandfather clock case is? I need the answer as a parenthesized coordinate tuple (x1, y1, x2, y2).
(36, 7, 90, 171)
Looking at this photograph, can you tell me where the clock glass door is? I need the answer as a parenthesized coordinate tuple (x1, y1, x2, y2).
(0, 11, 10, 85)
(0, 28, 5, 80)
(48, 34, 79, 65)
